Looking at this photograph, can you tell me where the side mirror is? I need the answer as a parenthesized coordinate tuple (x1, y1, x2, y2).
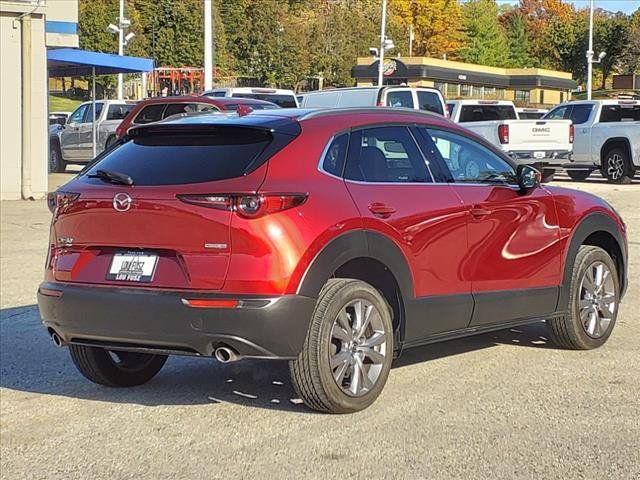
(517, 165, 541, 192)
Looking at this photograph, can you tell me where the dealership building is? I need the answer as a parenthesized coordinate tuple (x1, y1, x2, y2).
(353, 56, 577, 107)
(1, 0, 78, 200)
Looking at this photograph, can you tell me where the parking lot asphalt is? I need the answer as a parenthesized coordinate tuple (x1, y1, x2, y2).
(1, 173, 639, 479)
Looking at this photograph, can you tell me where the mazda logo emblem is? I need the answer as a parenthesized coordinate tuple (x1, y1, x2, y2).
(113, 193, 132, 212)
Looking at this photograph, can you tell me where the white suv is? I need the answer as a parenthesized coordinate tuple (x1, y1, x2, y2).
(202, 87, 298, 108)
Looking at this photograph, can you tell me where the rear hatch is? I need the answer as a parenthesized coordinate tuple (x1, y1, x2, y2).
(50, 118, 300, 290)
(504, 119, 573, 152)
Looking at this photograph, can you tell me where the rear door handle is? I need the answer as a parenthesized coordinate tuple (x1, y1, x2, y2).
(368, 202, 396, 218)
(470, 205, 492, 219)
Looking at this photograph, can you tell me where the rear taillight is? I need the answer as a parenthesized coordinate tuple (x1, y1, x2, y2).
(47, 191, 80, 214)
(569, 124, 574, 143)
(115, 124, 126, 138)
(177, 193, 307, 218)
(498, 124, 509, 144)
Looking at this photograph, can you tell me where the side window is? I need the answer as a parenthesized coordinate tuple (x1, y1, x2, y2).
(417, 91, 444, 115)
(83, 103, 103, 122)
(385, 90, 413, 108)
(196, 103, 218, 112)
(68, 105, 88, 124)
(569, 104, 593, 124)
(163, 103, 194, 117)
(426, 128, 516, 184)
(545, 106, 568, 120)
(133, 104, 165, 124)
(321, 133, 349, 177)
(106, 104, 132, 121)
(344, 126, 432, 183)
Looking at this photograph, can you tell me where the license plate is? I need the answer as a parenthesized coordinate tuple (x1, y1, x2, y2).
(107, 253, 158, 282)
(534, 151, 545, 159)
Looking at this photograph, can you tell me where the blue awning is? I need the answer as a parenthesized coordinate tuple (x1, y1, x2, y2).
(47, 48, 154, 77)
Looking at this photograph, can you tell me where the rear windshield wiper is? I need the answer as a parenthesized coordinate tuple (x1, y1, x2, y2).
(87, 169, 134, 186)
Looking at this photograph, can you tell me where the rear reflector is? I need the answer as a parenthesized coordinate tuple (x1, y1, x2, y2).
(39, 287, 63, 298)
(498, 124, 509, 144)
(182, 298, 239, 309)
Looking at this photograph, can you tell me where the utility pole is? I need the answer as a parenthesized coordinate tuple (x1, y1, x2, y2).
(586, 0, 594, 100)
(204, 0, 213, 91)
(117, 0, 124, 99)
(377, 0, 387, 87)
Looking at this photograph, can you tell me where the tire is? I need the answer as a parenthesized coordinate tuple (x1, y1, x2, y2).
(602, 147, 633, 184)
(105, 135, 117, 150)
(547, 246, 620, 350)
(567, 169, 591, 181)
(541, 170, 555, 183)
(289, 279, 394, 413)
(69, 345, 167, 387)
(49, 143, 66, 173)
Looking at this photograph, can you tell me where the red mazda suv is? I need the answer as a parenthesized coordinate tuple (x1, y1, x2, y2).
(38, 108, 628, 413)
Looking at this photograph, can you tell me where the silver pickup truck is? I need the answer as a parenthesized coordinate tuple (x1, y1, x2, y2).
(49, 100, 135, 172)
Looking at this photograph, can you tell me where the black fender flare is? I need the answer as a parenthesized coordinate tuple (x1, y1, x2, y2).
(558, 212, 627, 309)
(297, 230, 414, 301)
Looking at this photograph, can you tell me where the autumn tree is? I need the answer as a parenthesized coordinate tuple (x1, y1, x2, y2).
(388, 0, 462, 58)
(619, 8, 640, 74)
(505, 11, 532, 67)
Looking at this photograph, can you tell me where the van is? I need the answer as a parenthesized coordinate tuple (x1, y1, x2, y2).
(298, 86, 447, 116)
(202, 87, 298, 108)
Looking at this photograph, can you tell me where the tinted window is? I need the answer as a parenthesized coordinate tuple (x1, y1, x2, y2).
(518, 111, 544, 119)
(426, 128, 516, 184)
(386, 90, 413, 108)
(544, 106, 568, 120)
(344, 126, 431, 183)
(106, 104, 134, 121)
(232, 93, 297, 108)
(134, 104, 165, 124)
(163, 103, 196, 118)
(85, 128, 272, 185)
(459, 105, 517, 122)
(417, 91, 444, 115)
(83, 103, 103, 122)
(69, 105, 87, 124)
(569, 104, 593, 124)
(599, 104, 640, 122)
(321, 133, 348, 177)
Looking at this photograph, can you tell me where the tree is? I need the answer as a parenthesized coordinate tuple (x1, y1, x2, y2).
(505, 11, 532, 67)
(595, 12, 630, 88)
(458, 0, 509, 67)
(618, 8, 640, 74)
(388, 0, 462, 58)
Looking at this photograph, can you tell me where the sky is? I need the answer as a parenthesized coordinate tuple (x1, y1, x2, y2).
(495, 0, 640, 14)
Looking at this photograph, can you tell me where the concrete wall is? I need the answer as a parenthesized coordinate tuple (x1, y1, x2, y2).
(0, 11, 48, 200)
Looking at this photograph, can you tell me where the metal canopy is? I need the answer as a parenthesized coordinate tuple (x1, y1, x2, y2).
(47, 48, 154, 77)
(47, 49, 154, 157)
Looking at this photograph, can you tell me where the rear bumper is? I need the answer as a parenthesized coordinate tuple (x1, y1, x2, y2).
(507, 150, 572, 166)
(37, 282, 316, 359)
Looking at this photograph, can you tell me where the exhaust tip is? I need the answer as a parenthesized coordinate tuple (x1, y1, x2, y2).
(214, 346, 240, 363)
(51, 332, 63, 347)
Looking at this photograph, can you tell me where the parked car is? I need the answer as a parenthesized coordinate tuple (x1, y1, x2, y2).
(298, 86, 447, 117)
(49, 100, 135, 173)
(516, 107, 548, 119)
(543, 99, 640, 183)
(447, 100, 573, 178)
(202, 87, 298, 108)
(40, 108, 628, 413)
(114, 96, 279, 139)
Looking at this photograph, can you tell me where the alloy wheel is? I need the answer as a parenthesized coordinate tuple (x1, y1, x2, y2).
(329, 299, 387, 397)
(606, 153, 624, 181)
(578, 261, 616, 339)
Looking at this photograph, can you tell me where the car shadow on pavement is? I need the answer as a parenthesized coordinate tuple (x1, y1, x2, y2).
(1, 305, 555, 412)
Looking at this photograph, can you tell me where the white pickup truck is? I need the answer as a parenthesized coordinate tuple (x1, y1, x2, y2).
(446, 100, 573, 176)
(543, 99, 640, 183)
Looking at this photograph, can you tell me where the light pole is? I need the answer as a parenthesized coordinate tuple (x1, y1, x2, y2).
(107, 0, 134, 99)
(586, 0, 606, 100)
(204, 0, 213, 91)
(377, 0, 388, 86)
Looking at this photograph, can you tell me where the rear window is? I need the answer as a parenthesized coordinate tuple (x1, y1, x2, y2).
(417, 90, 444, 115)
(106, 104, 134, 121)
(84, 128, 272, 185)
(134, 104, 165, 124)
(232, 93, 297, 108)
(599, 104, 640, 122)
(518, 111, 544, 119)
(386, 90, 413, 108)
(459, 105, 517, 122)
